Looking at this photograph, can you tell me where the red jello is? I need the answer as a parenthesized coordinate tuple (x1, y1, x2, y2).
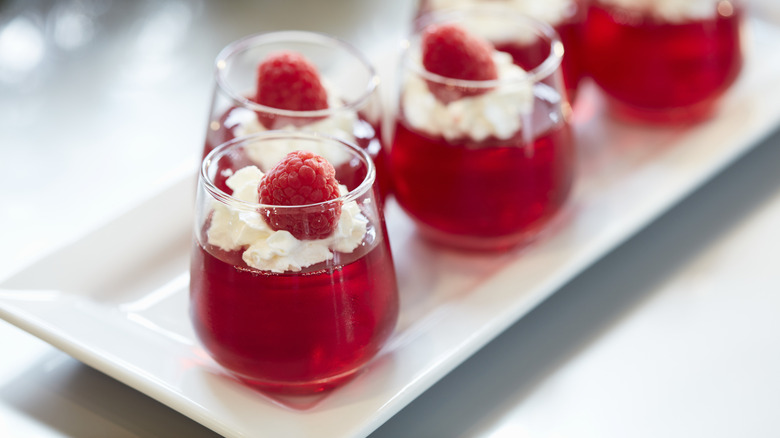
(190, 234, 398, 395)
(554, 11, 587, 103)
(393, 8, 575, 250)
(391, 96, 575, 250)
(191, 131, 398, 395)
(493, 22, 582, 103)
(493, 21, 585, 103)
(205, 32, 391, 198)
(584, 1, 744, 122)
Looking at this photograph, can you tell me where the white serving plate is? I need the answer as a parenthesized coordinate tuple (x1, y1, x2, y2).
(2, 17, 780, 438)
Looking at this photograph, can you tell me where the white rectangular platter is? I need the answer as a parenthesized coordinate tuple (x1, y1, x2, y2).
(2, 17, 780, 438)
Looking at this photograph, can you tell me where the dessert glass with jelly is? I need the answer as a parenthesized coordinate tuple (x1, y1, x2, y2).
(204, 31, 390, 197)
(190, 131, 399, 395)
(584, 0, 744, 123)
(415, 0, 587, 103)
(391, 9, 576, 251)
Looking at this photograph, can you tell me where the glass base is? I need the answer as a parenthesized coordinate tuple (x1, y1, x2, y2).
(412, 218, 551, 252)
(232, 366, 363, 397)
(605, 96, 720, 125)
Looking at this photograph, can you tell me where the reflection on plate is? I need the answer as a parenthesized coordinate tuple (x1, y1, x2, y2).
(3, 18, 780, 438)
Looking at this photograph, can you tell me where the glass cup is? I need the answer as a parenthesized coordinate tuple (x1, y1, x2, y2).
(584, 0, 744, 123)
(190, 131, 399, 395)
(203, 31, 390, 198)
(390, 8, 576, 251)
(414, 0, 587, 103)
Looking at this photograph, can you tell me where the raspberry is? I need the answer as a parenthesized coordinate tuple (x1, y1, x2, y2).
(258, 150, 342, 240)
(255, 51, 329, 129)
(421, 23, 498, 103)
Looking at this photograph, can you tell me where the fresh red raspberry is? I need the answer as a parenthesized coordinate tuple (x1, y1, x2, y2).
(421, 23, 498, 103)
(255, 51, 329, 129)
(258, 150, 342, 240)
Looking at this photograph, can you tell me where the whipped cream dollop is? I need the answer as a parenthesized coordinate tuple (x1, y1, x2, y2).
(597, 0, 728, 22)
(425, 0, 575, 25)
(206, 166, 368, 273)
(402, 51, 533, 142)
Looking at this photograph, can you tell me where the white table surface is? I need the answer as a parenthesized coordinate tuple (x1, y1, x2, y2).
(2, 0, 780, 437)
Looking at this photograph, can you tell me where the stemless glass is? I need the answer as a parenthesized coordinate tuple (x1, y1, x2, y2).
(203, 31, 390, 197)
(391, 8, 576, 251)
(190, 131, 399, 395)
(584, 0, 744, 123)
(415, 0, 587, 103)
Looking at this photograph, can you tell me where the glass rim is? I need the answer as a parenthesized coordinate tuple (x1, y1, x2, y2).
(201, 131, 377, 211)
(406, 6, 564, 87)
(214, 30, 381, 118)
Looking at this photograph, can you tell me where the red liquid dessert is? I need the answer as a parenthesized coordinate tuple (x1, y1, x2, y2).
(192, 133, 398, 395)
(391, 95, 575, 250)
(584, 1, 743, 122)
(204, 106, 391, 199)
(190, 232, 399, 394)
(555, 12, 586, 103)
(494, 18, 585, 103)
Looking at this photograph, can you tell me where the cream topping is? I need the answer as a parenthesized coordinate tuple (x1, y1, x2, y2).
(402, 51, 533, 142)
(597, 0, 729, 22)
(425, 0, 575, 25)
(206, 166, 368, 273)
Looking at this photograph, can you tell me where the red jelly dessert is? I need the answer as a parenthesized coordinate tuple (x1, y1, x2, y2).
(553, 2, 587, 103)
(190, 233, 398, 394)
(391, 17, 575, 251)
(584, 1, 744, 122)
(392, 100, 574, 250)
(190, 133, 398, 394)
(416, 0, 587, 103)
(204, 32, 390, 198)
